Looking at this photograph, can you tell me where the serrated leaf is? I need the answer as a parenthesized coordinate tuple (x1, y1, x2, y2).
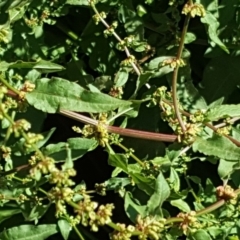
(58, 219, 72, 240)
(146, 172, 170, 215)
(170, 199, 191, 212)
(193, 135, 240, 161)
(0, 224, 58, 240)
(201, 12, 229, 53)
(206, 104, 240, 121)
(26, 78, 131, 113)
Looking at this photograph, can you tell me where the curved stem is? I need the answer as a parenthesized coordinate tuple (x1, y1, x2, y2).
(172, 14, 191, 132)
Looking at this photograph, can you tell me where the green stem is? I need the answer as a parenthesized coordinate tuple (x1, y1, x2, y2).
(73, 225, 85, 240)
(172, 13, 191, 132)
(0, 75, 21, 96)
(56, 22, 80, 42)
(185, 175, 199, 202)
(115, 142, 144, 167)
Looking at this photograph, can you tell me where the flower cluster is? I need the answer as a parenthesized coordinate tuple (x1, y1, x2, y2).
(177, 211, 199, 234)
(110, 223, 135, 240)
(74, 196, 115, 231)
(135, 215, 166, 240)
(216, 185, 236, 201)
(92, 12, 107, 25)
(161, 58, 186, 68)
(121, 55, 136, 67)
(104, 21, 118, 38)
(182, 3, 206, 18)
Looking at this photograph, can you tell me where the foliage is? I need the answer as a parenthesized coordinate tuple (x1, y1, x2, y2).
(0, 0, 240, 239)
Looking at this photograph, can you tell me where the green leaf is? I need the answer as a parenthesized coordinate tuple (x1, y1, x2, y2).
(43, 138, 98, 161)
(124, 192, 147, 223)
(170, 199, 191, 212)
(66, 0, 89, 6)
(114, 69, 129, 87)
(134, 72, 153, 96)
(0, 224, 58, 240)
(201, 55, 240, 105)
(184, 32, 196, 44)
(206, 104, 240, 121)
(169, 168, 180, 192)
(201, 11, 229, 53)
(0, 208, 21, 224)
(193, 135, 240, 161)
(146, 172, 170, 215)
(218, 159, 237, 179)
(104, 177, 131, 191)
(108, 153, 128, 173)
(8, 60, 65, 73)
(21, 203, 50, 222)
(58, 219, 72, 240)
(26, 78, 131, 113)
(191, 229, 211, 240)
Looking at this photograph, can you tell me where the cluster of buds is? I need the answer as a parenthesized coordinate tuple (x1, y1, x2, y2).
(40, 9, 50, 21)
(10, 119, 31, 137)
(4, 97, 18, 110)
(189, 110, 206, 123)
(110, 223, 135, 240)
(135, 215, 166, 240)
(0, 28, 11, 44)
(104, 21, 118, 38)
(49, 168, 76, 187)
(74, 114, 109, 147)
(142, 161, 161, 178)
(109, 86, 123, 99)
(92, 12, 107, 25)
(20, 81, 35, 93)
(74, 196, 115, 231)
(49, 187, 74, 216)
(89, 204, 115, 231)
(0, 86, 7, 99)
(116, 35, 135, 51)
(161, 58, 186, 68)
(177, 122, 202, 144)
(95, 183, 107, 196)
(1, 145, 11, 159)
(216, 185, 237, 201)
(29, 156, 56, 176)
(121, 55, 136, 67)
(177, 211, 198, 234)
(25, 17, 39, 27)
(17, 194, 29, 203)
(24, 132, 44, 148)
(182, 3, 206, 18)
